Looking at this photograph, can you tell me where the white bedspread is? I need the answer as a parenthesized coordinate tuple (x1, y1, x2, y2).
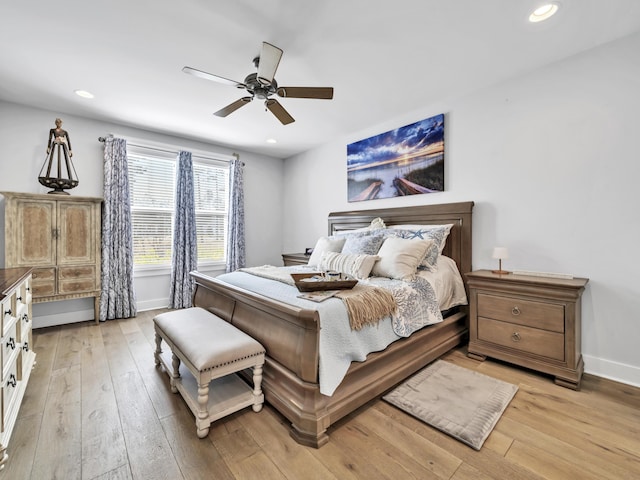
(215, 261, 466, 396)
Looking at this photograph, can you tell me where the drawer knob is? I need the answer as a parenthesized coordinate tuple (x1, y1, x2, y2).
(7, 374, 17, 388)
(4, 308, 12, 316)
(512, 306, 521, 316)
(23, 342, 29, 352)
(23, 313, 30, 323)
(511, 332, 521, 342)
(7, 337, 16, 349)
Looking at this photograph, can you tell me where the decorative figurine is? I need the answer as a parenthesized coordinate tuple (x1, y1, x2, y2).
(38, 118, 79, 194)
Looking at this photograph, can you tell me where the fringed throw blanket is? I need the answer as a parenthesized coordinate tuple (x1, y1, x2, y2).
(240, 265, 396, 330)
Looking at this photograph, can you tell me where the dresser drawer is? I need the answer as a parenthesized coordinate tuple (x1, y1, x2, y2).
(478, 317, 565, 361)
(58, 265, 96, 294)
(2, 321, 20, 379)
(2, 297, 15, 337)
(477, 293, 565, 333)
(32, 267, 56, 297)
(1, 359, 19, 432)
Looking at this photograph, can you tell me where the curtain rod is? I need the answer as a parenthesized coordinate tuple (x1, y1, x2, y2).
(98, 136, 243, 165)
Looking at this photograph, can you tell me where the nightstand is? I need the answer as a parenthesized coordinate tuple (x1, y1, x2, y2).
(282, 253, 310, 266)
(465, 270, 588, 390)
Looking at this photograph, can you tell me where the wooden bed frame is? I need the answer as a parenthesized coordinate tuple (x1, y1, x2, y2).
(191, 201, 474, 447)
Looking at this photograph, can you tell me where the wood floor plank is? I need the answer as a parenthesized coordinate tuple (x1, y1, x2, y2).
(496, 416, 636, 480)
(0, 413, 40, 479)
(91, 464, 133, 480)
(160, 406, 235, 480)
(80, 326, 128, 480)
(349, 407, 462, 479)
(238, 406, 338, 480)
(19, 327, 59, 418)
(30, 364, 82, 480)
(505, 439, 607, 480)
(112, 369, 184, 480)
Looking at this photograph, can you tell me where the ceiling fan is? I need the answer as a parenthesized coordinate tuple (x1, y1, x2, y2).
(183, 42, 334, 125)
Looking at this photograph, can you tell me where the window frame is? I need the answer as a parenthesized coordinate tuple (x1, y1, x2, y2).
(126, 140, 234, 275)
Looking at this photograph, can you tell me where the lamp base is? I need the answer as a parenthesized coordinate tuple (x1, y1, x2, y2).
(491, 269, 511, 275)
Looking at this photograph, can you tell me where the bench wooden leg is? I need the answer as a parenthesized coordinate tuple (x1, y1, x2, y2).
(196, 384, 210, 438)
(170, 353, 180, 393)
(252, 363, 264, 413)
(154, 332, 162, 366)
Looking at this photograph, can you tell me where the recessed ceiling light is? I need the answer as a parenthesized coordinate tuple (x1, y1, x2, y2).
(74, 90, 94, 99)
(266, 138, 277, 144)
(529, 3, 559, 22)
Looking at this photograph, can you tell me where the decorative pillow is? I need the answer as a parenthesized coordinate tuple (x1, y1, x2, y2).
(341, 231, 385, 255)
(386, 224, 453, 271)
(319, 251, 379, 280)
(307, 236, 346, 266)
(372, 237, 434, 280)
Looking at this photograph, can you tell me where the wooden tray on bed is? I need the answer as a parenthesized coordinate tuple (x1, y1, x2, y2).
(290, 272, 357, 292)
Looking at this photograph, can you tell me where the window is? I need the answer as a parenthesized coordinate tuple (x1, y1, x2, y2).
(128, 145, 229, 269)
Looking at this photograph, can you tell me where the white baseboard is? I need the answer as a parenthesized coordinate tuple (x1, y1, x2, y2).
(33, 308, 95, 329)
(136, 298, 169, 312)
(584, 354, 640, 388)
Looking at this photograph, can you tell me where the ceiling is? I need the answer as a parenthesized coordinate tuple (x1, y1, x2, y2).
(3, 1, 640, 159)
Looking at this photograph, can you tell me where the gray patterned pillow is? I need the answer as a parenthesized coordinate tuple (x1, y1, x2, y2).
(341, 231, 385, 255)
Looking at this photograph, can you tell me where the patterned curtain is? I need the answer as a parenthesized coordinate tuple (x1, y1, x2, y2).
(226, 156, 245, 272)
(100, 137, 137, 321)
(168, 151, 198, 308)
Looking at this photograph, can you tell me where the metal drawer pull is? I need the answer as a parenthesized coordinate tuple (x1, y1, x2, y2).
(23, 342, 29, 352)
(511, 332, 521, 342)
(23, 313, 30, 323)
(7, 374, 17, 388)
(512, 306, 521, 316)
(7, 337, 16, 349)
(4, 308, 12, 316)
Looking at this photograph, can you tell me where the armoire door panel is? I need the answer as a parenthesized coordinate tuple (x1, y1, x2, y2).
(17, 200, 56, 266)
(57, 202, 95, 265)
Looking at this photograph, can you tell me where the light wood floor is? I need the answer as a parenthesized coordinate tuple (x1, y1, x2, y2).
(2, 309, 639, 480)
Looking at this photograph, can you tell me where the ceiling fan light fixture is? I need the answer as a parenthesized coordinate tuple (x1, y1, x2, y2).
(529, 3, 559, 22)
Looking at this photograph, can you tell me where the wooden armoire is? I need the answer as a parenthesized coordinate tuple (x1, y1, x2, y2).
(2, 192, 102, 322)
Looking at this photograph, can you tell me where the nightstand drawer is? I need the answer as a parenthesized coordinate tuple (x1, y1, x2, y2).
(477, 293, 564, 333)
(478, 317, 565, 361)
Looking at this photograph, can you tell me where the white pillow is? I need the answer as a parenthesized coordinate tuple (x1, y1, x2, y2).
(372, 237, 434, 280)
(307, 237, 346, 266)
(319, 251, 379, 280)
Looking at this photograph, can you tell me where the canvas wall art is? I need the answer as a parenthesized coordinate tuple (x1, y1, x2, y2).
(347, 113, 444, 202)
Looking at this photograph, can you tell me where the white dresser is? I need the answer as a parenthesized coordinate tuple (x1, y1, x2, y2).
(0, 267, 35, 468)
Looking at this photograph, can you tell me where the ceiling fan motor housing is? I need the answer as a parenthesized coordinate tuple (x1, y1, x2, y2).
(244, 73, 277, 100)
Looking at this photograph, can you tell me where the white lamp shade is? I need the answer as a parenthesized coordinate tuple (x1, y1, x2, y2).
(492, 247, 509, 260)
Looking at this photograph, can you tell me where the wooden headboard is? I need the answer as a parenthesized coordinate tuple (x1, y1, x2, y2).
(328, 201, 474, 275)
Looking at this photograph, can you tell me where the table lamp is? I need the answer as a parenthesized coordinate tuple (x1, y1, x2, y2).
(492, 247, 510, 274)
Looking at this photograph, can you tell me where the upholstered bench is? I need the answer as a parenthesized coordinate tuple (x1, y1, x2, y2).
(153, 307, 266, 438)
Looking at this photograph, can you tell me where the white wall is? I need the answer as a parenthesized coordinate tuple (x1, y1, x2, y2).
(282, 31, 640, 387)
(0, 101, 285, 326)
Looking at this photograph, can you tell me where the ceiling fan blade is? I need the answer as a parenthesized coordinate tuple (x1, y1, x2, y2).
(265, 99, 295, 125)
(182, 66, 245, 88)
(256, 42, 283, 86)
(277, 86, 334, 99)
(214, 97, 253, 117)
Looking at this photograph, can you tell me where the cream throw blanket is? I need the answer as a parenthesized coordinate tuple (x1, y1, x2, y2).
(240, 266, 396, 330)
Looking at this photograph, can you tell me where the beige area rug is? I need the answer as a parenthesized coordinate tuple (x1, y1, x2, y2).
(383, 360, 518, 450)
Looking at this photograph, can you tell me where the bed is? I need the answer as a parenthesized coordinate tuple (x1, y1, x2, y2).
(191, 201, 474, 447)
